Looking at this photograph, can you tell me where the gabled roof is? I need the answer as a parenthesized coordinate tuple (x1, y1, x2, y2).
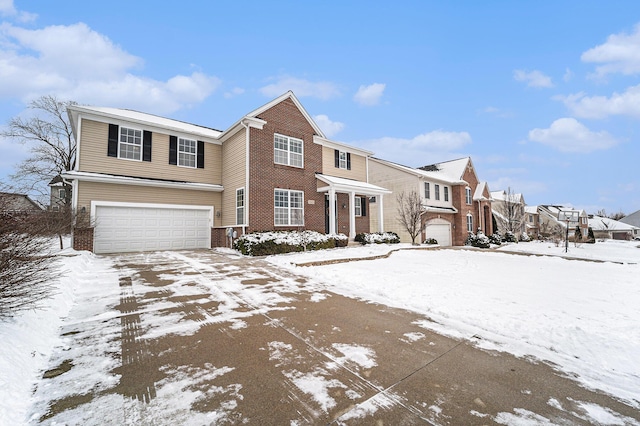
(370, 157, 466, 185)
(524, 205, 538, 214)
(316, 173, 391, 196)
(474, 182, 491, 201)
(0, 192, 43, 211)
(588, 215, 639, 232)
(427, 157, 473, 182)
(619, 209, 640, 227)
(490, 190, 524, 204)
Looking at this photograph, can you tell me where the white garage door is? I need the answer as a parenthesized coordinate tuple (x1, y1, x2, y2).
(425, 223, 451, 246)
(94, 204, 212, 254)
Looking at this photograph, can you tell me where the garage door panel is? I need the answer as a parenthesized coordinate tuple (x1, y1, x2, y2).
(94, 204, 212, 254)
(426, 223, 451, 247)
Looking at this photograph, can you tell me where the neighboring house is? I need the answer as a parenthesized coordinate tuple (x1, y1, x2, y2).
(538, 205, 589, 239)
(62, 91, 390, 254)
(490, 190, 526, 236)
(588, 215, 639, 240)
(524, 205, 540, 238)
(0, 192, 43, 214)
(368, 156, 492, 246)
(619, 209, 640, 239)
(48, 175, 68, 210)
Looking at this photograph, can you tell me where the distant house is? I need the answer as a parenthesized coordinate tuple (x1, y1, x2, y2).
(48, 175, 69, 210)
(524, 206, 539, 238)
(368, 156, 492, 245)
(619, 210, 640, 239)
(0, 192, 43, 214)
(538, 205, 589, 239)
(490, 190, 526, 236)
(588, 215, 639, 240)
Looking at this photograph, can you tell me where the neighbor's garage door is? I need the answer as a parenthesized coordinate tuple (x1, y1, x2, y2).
(94, 204, 212, 254)
(425, 223, 451, 246)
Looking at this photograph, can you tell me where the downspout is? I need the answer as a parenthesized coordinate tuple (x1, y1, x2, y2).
(240, 119, 250, 236)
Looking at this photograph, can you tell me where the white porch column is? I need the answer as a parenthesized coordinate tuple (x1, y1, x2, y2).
(328, 188, 336, 234)
(377, 194, 385, 233)
(349, 191, 356, 239)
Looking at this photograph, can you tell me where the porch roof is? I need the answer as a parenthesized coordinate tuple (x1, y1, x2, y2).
(316, 173, 391, 196)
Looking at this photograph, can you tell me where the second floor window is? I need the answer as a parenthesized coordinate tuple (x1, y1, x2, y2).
(435, 184, 440, 201)
(178, 138, 197, 168)
(444, 186, 449, 202)
(466, 187, 472, 204)
(529, 214, 533, 223)
(274, 134, 303, 168)
(424, 182, 430, 199)
(119, 126, 142, 160)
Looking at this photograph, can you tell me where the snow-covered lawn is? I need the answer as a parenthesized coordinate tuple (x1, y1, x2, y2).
(1, 239, 638, 424)
(269, 240, 640, 408)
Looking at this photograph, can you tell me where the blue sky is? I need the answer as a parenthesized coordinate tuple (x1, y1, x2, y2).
(1, 0, 639, 214)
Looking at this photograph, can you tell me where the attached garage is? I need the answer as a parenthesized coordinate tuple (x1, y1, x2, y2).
(92, 202, 213, 254)
(425, 220, 452, 247)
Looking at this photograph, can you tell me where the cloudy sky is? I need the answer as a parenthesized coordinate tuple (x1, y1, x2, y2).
(1, 1, 639, 214)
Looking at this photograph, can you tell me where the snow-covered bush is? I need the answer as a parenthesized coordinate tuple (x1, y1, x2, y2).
(465, 231, 490, 248)
(354, 232, 400, 245)
(423, 238, 438, 245)
(488, 233, 502, 245)
(519, 232, 531, 242)
(234, 231, 348, 256)
(503, 231, 517, 243)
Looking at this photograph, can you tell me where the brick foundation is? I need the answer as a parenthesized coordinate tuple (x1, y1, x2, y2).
(73, 227, 94, 251)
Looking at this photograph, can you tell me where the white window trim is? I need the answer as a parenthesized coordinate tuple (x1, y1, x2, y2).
(444, 186, 449, 202)
(274, 133, 304, 168)
(178, 137, 197, 168)
(465, 187, 472, 204)
(435, 184, 440, 201)
(274, 189, 305, 226)
(118, 125, 143, 161)
(424, 182, 430, 199)
(338, 151, 348, 169)
(236, 187, 245, 225)
(466, 213, 473, 233)
(355, 196, 362, 217)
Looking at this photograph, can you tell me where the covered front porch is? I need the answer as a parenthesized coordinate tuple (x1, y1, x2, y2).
(316, 174, 391, 240)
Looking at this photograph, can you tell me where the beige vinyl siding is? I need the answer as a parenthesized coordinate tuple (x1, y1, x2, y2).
(220, 128, 247, 227)
(77, 180, 221, 225)
(368, 160, 422, 243)
(79, 119, 222, 185)
(321, 146, 367, 181)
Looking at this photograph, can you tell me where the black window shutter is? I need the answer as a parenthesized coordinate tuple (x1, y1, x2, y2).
(334, 149, 339, 168)
(361, 196, 367, 216)
(169, 136, 177, 165)
(142, 131, 152, 162)
(197, 141, 205, 169)
(347, 153, 351, 170)
(107, 124, 118, 157)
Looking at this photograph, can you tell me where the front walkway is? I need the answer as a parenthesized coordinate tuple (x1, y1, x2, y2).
(29, 250, 640, 424)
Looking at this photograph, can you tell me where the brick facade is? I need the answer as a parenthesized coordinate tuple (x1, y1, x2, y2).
(72, 227, 94, 251)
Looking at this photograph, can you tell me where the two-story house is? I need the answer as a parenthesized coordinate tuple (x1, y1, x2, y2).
(490, 189, 526, 236)
(368, 157, 492, 246)
(62, 91, 390, 253)
(538, 205, 589, 239)
(524, 205, 540, 238)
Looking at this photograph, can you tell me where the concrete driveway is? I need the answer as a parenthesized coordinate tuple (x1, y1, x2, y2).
(30, 250, 640, 425)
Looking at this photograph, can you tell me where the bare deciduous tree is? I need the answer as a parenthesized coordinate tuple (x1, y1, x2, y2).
(396, 190, 423, 245)
(494, 187, 525, 235)
(1, 95, 76, 206)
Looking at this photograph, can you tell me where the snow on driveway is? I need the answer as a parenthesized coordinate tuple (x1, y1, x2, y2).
(268, 240, 640, 408)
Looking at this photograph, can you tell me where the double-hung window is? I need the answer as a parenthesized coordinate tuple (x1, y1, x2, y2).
(435, 184, 440, 201)
(467, 214, 473, 233)
(236, 188, 245, 225)
(444, 186, 449, 202)
(119, 126, 142, 160)
(339, 151, 348, 169)
(178, 138, 197, 168)
(355, 197, 362, 216)
(424, 182, 430, 199)
(274, 134, 303, 168)
(274, 189, 304, 226)
(465, 187, 472, 204)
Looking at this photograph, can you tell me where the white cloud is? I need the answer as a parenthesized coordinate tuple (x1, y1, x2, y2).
(528, 118, 617, 153)
(353, 83, 385, 106)
(557, 85, 640, 119)
(563, 68, 574, 82)
(223, 87, 245, 99)
(513, 69, 554, 88)
(581, 24, 640, 78)
(0, 22, 220, 114)
(259, 75, 340, 100)
(313, 114, 344, 138)
(479, 106, 513, 118)
(0, 0, 36, 22)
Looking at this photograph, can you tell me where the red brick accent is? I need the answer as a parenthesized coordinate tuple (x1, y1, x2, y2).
(211, 226, 245, 248)
(448, 163, 494, 245)
(73, 227, 94, 251)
